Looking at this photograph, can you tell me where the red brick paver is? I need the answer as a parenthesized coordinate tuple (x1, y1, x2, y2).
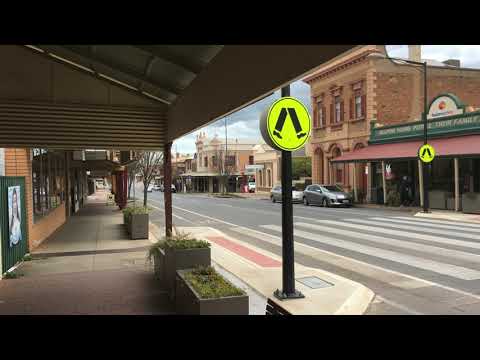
(207, 236, 281, 268)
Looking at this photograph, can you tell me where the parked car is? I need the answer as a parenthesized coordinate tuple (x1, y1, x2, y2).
(303, 184, 353, 207)
(153, 184, 162, 191)
(248, 182, 256, 193)
(147, 184, 154, 192)
(159, 184, 177, 193)
(270, 185, 304, 203)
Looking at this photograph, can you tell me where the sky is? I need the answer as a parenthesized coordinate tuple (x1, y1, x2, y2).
(173, 45, 480, 154)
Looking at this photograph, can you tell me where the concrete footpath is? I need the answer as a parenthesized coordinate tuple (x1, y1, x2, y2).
(415, 209, 480, 223)
(151, 224, 375, 315)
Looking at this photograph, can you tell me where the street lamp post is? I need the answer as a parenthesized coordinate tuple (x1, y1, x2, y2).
(369, 51, 429, 213)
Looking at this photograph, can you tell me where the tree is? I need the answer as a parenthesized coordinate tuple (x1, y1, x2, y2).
(127, 153, 142, 200)
(137, 151, 164, 206)
(292, 157, 312, 180)
(212, 147, 236, 193)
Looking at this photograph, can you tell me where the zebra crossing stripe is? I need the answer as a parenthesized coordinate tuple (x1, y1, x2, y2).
(394, 216, 480, 229)
(294, 222, 480, 264)
(316, 219, 480, 250)
(261, 224, 480, 280)
(346, 218, 480, 241)
(370, 217, 480, 233)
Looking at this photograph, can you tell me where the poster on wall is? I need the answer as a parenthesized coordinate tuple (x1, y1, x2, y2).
(8, 185, 22, 247)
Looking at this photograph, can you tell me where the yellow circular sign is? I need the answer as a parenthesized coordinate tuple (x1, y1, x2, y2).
(418, 144, 435, 163)
(262, 97, 311, 151)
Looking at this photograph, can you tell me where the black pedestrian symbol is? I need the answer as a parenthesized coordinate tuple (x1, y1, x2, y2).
(421, 147, 432, 159)
(273, 108, 307, 140)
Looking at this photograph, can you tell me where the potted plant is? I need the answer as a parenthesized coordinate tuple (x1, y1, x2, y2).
(164, 230, 211, 300)
(128, 206, 151, 239)
(147, 240, 166, 283)
(175, 266, 248, 315)
(122, 206, 133, 228)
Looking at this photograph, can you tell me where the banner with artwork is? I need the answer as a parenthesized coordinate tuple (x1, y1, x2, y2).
(8, 185, 22, 247)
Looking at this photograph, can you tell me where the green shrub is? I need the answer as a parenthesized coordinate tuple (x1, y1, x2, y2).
(147, 230, 210, 263)
(164, 230, 210, 250)
(184, 266, 245, 299)
(146, 240, 166, 264)
(123, 205, 151, 215)
(23, 254, 32, 261)
(4, 271, 18, 279)
(386, 190, 401, 207)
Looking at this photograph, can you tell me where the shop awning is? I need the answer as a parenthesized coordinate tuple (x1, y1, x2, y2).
(332, 134, 480, 163)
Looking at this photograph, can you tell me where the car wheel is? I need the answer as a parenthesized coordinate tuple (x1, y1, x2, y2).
(303, 197, 309, 206)
(271, 196, 276, 203)
(322, 198, 328, 208)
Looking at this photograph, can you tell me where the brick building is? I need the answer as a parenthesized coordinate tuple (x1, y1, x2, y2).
(303, 45, 480, 202)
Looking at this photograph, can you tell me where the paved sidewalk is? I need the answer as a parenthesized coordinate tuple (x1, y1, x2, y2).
(0, 191, 174, 315)
(33, 190, 154, 256)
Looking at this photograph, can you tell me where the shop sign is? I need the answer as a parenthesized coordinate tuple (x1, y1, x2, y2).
(370, 112, 480, 144)
(427, 93, 465, 119)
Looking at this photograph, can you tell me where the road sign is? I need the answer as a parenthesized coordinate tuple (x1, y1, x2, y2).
(260, 97, 311, 151)
(106, 193, 115, 205)
(418, 144, 435, 163)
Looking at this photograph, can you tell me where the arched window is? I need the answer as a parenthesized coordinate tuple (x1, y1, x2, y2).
(331, 147, 343, 184)
(314, 148, 324, 184)
(267, 168, 272, 187)
(259, 170, 263, 187)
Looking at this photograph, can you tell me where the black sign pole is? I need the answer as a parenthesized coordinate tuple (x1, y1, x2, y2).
(274, 85, 304, 301)
(423, 61, 430, 213)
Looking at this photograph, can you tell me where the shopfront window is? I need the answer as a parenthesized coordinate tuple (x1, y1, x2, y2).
(32, 149, 65, 223)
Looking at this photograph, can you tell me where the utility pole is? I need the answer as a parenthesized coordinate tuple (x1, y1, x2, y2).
(422, 61, 430, 213)
(224, 116, 228, 193)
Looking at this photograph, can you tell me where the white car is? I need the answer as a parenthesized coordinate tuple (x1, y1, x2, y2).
(270, 185, 304, 203)
(147, 184, 154, 192)
(248, 182, 256, 192)
(153, 184, 161, 191)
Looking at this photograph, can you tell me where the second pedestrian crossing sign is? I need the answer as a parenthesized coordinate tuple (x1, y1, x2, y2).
(260, 97, 311, 151)
(418, 144, 435, 163)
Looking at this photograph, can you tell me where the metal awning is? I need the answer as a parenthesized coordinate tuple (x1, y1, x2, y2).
(331, 134, 480, 163)
(0, 45, 359, 150)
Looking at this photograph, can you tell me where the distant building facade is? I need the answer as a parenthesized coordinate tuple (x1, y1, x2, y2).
(181, 132, 256, 192)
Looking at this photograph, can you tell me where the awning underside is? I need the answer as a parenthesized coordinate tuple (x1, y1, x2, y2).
(332, 135, 480, 163)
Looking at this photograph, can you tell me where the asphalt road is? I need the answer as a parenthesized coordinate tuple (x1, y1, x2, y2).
(143, 189, 480, 315)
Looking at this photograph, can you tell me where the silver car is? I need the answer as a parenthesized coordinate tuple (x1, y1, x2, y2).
(270, 185, 304, 203)
(303, 184, 353, 207)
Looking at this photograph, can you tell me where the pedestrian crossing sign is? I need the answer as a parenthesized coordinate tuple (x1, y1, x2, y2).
(260, 97, 311, 151)
(418, 144, 435, 163)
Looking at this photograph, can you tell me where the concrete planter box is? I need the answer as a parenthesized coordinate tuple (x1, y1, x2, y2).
(164, 246, 211, 300)
(462, 192, 480, 214)
(429, 190, 451, 210)
(175, 270, 249, 315)
(129, 213, 149, 240)
(152, 248, 166, 284)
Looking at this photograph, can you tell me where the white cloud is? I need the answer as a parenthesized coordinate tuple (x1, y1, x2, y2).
(386, 45, 480, 68)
